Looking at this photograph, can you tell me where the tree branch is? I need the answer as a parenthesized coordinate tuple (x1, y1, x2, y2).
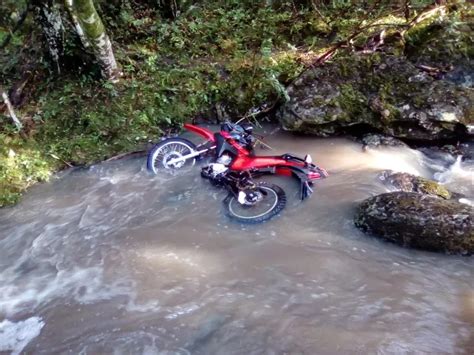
(1, 90, 23, 130)
(296, 1, 446, 78)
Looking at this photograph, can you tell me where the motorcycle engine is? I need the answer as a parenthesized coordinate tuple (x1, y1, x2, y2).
(216, 154, 232, 166)
(208, 163, 228, 177)
(201, 154, 231, 183)
(201, 163, 229, 182)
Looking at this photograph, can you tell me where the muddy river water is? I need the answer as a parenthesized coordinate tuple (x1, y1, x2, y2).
(0, 131, 473, 354)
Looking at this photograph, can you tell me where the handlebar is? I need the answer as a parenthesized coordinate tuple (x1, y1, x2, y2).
(221, 121, 255, 148)
(220, 121, 234, 132)
(221, 121, 253, 134)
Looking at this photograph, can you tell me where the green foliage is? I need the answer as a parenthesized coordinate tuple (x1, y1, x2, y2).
(0, 135, 53, 207)
(1, 0, 313, 205)
(405, 2, 474, 64)
(146, 3, 308, 109)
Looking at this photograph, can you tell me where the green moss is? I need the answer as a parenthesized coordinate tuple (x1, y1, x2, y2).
(337, 84, 371, 122)
(313, 96, 327, 106)
(416, 177, 451, 199)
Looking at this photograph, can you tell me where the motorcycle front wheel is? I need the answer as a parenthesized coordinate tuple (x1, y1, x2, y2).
(224, 182, 286, 224)
(147, 138, 197, 174)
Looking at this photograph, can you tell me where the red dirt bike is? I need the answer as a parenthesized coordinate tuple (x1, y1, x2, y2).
(147, 121, 328, 223)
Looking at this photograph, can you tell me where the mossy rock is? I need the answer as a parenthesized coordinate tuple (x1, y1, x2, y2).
(354, 192, 473, 255)
(277, 3, 474, 141)
(278, 52, 473, 140)
(380, 171, 456, 199)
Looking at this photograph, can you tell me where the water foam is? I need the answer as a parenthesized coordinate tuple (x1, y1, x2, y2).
(365, 147, 426, 177)
(0, 317, 44, 355)
(435, 156, 473, 184)
(0, 263, 131, 317)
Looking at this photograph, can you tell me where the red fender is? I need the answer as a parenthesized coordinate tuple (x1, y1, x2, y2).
(183, 124, 216, 142)
(231, 156, 291, 170)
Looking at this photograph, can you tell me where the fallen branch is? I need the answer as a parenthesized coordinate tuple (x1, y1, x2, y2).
(290, 1, 384, 82)
(404, 3, 446, 33)
(415, 63, 450, 78)
(291, 1, 447, 84)
(1, 90, 23, 130)
(49, 153, 74, 168)
(310, 2, 330, 27)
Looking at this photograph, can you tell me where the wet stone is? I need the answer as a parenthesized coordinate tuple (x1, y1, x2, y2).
(354, 192, 474, 255)
(278, 54, 473, 141)
(361, 134, 408, 150)
(379, 171, 457, 200)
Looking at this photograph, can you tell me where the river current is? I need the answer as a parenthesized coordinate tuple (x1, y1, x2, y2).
(0, 131, 473, 354)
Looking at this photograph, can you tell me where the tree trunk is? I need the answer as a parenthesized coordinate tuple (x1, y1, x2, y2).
(160, 0, 179, 19)
(32, 0, 65, 73)
(64, 0, 119, 81)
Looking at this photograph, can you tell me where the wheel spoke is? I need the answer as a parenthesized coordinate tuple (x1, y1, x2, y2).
(228, 187, 279, 219)
(149, 140, 197, 173)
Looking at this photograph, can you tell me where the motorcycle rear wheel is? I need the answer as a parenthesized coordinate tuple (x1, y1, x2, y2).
(147, 138, 197, 174)
(224, 182, 286, 224)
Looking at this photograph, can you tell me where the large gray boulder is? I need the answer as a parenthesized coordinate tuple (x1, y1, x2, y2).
(354, 192, 473, 255)
(277, 53, 473, 140)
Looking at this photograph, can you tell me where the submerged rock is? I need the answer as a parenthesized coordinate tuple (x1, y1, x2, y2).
(354, 192, 473, 255)
(278, 53, 473, 140)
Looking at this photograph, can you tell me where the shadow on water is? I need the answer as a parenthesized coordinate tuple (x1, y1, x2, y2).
(0, 133, 473, 354)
